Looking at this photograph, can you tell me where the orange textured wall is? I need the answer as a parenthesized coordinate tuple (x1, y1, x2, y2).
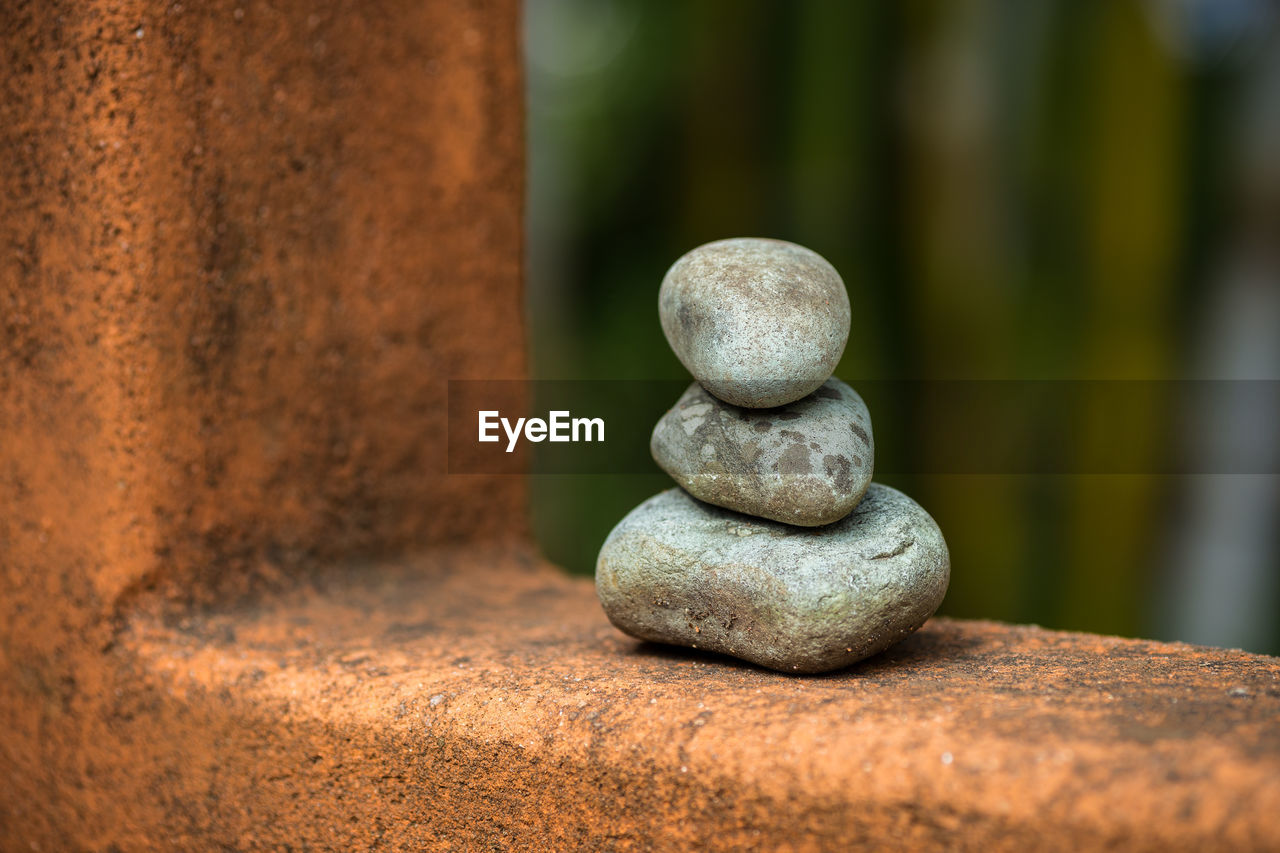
(1, 0, 525, 842)
(2, 0, 525, 617)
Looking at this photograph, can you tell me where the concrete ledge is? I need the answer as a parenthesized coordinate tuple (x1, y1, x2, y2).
(68, 550, 1280, 850)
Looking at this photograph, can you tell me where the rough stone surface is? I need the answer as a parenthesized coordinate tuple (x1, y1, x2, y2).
(596, 485, 949, 672)
(1, 0, 527, 617)
(659, 238, 851, 408)
(651, 378, 874, 526)
(0, 0, 525, 847)
(26, 558, 1274, 851)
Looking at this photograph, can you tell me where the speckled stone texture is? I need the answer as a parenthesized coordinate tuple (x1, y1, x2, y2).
(651, 379, 874, 526)
(659, 238, 851, 408)
(1, 1, 524, 848)
(109, 560, 1280, 850)
(596, 485, 949, 673)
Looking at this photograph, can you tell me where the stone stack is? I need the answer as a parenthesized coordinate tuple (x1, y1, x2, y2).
(596, 238, 950, 673)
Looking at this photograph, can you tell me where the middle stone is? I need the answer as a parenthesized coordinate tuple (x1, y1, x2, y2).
(651, 378, 874, 527)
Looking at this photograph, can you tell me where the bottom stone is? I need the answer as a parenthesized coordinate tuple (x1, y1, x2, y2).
(595, 484, 950, 673)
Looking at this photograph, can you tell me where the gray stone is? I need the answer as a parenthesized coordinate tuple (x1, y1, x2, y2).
(659, 238, 851, 409)
(595, 484, 950, 673)
(650, 379, 874, 526)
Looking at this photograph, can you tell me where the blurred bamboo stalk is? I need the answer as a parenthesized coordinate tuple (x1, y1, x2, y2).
(897, 0, 1030, 621)
(1062, 0, 1183, 636)
(1157, 18, 1280, 652)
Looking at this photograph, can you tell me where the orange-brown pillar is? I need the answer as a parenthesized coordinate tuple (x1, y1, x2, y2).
(1, 0, 525, 843)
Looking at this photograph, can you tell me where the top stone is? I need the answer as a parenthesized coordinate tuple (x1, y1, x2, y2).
(659, 238, 851, 409)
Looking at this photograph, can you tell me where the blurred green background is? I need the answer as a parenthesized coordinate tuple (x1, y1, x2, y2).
(523, 0, 1280, 654)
